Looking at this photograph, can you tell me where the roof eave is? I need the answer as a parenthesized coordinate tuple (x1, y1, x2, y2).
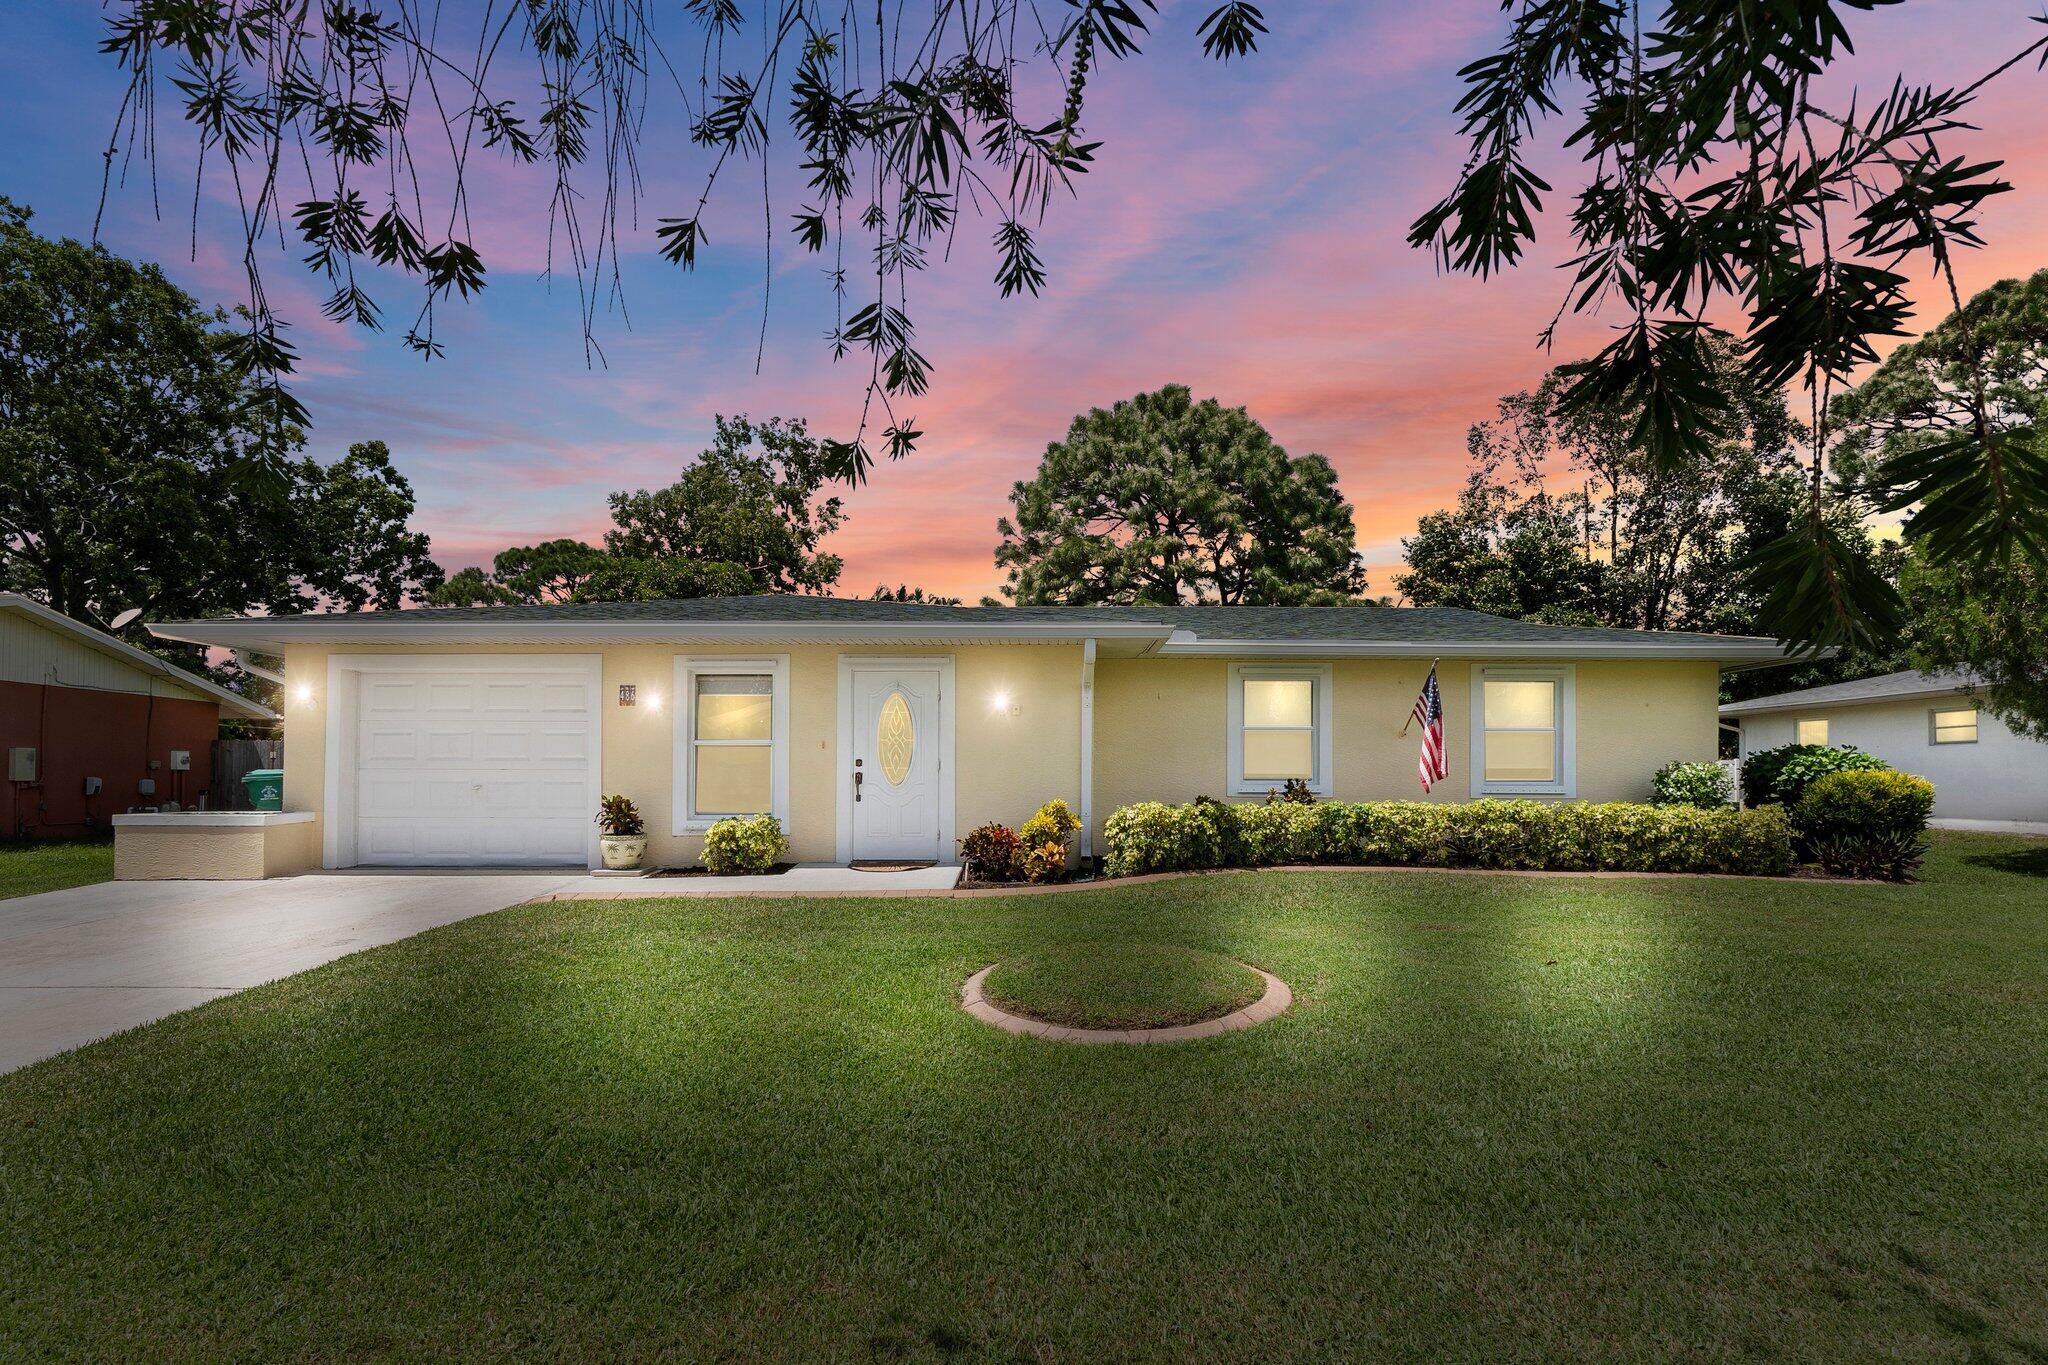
(1721, 684, 1968, 717)
(2, 595, 277, 721)
(1153, 635, 1798, 664)
(150, 617, 1178, 656)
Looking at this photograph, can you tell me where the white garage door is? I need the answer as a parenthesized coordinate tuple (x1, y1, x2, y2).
(352, 669, 594, 866)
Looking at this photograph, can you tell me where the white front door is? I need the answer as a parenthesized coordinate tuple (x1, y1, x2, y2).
(849, 666, 944, 862)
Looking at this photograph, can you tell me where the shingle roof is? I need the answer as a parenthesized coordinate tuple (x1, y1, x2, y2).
(150, 593, 1797, 664)
(186, 593, 1776, 648)
(1720, 668, 1985, 716)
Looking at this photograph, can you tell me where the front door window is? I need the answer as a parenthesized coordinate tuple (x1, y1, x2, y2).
(877, 691, 915, 785)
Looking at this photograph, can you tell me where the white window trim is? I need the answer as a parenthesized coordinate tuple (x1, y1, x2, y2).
(673, 655, 789, 836)
(1469, 664, 1576, 798)
(1226, 663, 1334, 798)
(1929, 706, 1979, 745)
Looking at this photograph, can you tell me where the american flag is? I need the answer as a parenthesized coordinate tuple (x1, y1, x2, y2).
(1412, 664, 1447, 792)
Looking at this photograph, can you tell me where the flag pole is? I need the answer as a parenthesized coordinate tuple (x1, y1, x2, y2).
(1399, 657, 1440, 735)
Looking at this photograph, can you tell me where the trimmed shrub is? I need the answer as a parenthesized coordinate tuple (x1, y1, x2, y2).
(1234, 801, 1320, 865)
(1101, 798, 1794, 879)
(1353, 802, 1453, 866)
(1770, 746, 1890, 808)
(959, 822, 1022, 882)
(1018, 839, 1070, 883)
(1796, 770, 1936, 881)
(1102, 802, 1213, 878)
(1740, 742, 1889, 809)
(1016, 798, 1081, 881)
(1653, 760, 1732, 809)
(1188, 796, 1247, 867)
(1019, 798, 1081, 850)
(702, 813, 788, 874)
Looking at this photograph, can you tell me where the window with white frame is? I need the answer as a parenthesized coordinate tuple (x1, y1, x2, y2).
(1930, 707, 1978, 744)
(674, 657, 789, 833)
(1795, 717, 1829, 746)
(1471, 665, 1574, 796)
(1227, 664, 1332, 796)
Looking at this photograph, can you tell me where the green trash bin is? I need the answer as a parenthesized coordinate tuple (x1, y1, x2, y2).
(241, 769, 285, 811)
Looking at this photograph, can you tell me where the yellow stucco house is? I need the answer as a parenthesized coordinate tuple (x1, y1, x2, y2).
(148, 596, 1791, 873)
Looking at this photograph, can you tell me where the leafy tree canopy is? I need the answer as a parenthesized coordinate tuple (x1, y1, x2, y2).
(1398, 348, 1909, 700)
(1832, 269, 2048, 737)
(0, 202, 440, 645)
(996, 384, 1367, 606)
(868, 584, 962, 605)
(95, 0, 1269, 481)
(1901, 547, 2048, 742)
(1413, 3, 2048, 648)
(431, 416, 843, 604)
(1398, 343, 1864, 632)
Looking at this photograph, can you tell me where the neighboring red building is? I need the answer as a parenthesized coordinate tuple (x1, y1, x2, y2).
(1, 593, 276, 838)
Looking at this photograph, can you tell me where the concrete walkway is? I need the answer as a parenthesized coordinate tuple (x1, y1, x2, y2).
(0, 873, 582, 1074)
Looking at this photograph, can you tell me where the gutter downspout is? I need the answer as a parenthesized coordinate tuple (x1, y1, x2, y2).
(234, 650, 286, 685)
(1079, 638, 1096, 864)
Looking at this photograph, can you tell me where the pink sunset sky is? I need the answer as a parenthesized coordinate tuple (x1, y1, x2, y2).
(7, 2, 2047, 601)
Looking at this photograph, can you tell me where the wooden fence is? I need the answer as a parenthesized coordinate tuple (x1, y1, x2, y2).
(210, 738, 284, 809)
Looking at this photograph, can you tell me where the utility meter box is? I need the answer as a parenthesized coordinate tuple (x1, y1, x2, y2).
(169, 750, 191, 771)
(6, 747, 34, 782)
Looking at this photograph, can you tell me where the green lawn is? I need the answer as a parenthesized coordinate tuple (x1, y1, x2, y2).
(4, 833, 2047, 1360)
(0, 836, 114, 900)
(985, 941, 1267, 1028)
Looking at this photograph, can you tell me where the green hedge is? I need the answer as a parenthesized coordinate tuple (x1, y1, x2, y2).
(1739, 742, 1889, 809)
(1795, 770, 1936, 881)
(1102, 798, 1794, 879)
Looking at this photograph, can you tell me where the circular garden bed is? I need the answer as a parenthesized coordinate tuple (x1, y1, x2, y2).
(963, 944, 1291, 1043)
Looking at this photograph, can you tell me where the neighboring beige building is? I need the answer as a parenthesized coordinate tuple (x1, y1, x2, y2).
(147, 597, 1791, 873)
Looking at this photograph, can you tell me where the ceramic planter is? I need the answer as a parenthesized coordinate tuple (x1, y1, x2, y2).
(599, 834, 648, 870)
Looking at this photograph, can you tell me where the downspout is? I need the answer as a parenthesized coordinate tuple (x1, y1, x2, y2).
(234, 650, 286, 685)
(1079, 637, 1096, 864)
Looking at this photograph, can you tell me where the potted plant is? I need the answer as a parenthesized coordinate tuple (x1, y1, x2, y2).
(596, 794, 648, 870)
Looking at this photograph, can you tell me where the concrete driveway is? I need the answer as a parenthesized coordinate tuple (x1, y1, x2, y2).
(0, 873, 583, 1074)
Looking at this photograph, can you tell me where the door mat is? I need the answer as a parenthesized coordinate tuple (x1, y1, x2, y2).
(849, 860, 937, 872)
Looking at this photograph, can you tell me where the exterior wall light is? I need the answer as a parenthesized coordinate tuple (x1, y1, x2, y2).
(991, 690, 1012, 714)
(293, 683, 315, 706)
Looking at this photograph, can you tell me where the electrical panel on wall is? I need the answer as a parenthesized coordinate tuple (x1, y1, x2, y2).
(6, 748, 34, 782)
(169, 750, 191, 771)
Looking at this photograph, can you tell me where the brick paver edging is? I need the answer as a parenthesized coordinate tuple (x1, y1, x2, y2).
(958, 962, 1292, 1045)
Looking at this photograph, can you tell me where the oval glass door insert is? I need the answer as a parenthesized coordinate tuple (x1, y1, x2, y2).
(877, 691, 915, 785)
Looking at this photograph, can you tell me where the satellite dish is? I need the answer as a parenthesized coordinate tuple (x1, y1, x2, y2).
(109, 607, 142, 631)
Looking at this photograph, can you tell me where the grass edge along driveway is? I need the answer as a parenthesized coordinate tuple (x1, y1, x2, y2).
(3, 831, 2046, 1360)
(0, 837, 113, 900)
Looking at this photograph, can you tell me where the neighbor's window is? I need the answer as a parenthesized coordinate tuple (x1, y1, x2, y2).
(1931, 707, 1979, 744)
(1229, 664, 1331, 795)
(1796, 718, 1830, 746)
(1482, 676, 1560, 785)
(675, 657, 789, 834)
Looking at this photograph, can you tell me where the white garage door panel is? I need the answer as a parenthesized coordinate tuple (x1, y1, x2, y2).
(348, 666, 594, 867)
